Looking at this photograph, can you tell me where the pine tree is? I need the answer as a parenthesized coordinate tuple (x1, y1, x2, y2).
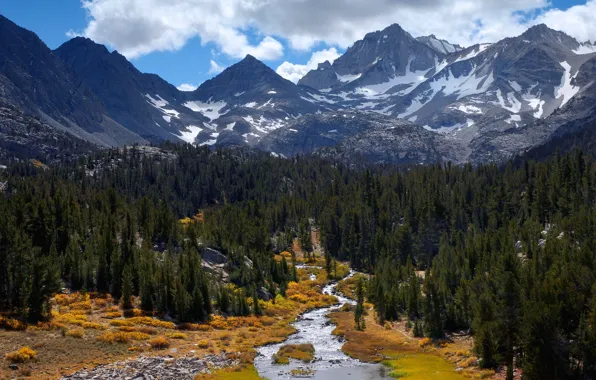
(121, 265, 134, 309)
(354, 277, 366, 331)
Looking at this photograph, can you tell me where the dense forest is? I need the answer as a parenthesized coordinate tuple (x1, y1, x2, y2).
(1, 144, 596, 379)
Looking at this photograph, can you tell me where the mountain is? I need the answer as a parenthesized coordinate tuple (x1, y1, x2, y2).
(183, 55, 335, 146)
(416, 35, 463, 54)
(2, 14, 596, 166)
(0, 101, 97, 163)
(298, 24, 443, 93)
(54, 37, 207, 143)
(0, 15, 143, 147)
(258, 110, 458, 164)
(295, 23, 596, 163)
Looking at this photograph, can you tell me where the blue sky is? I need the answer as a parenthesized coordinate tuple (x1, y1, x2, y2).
(1, 0, 593, 89)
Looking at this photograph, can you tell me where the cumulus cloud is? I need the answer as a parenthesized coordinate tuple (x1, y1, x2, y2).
(208, 60, 225, 75)
(537, 0, 596, 43)
(276, 48, 341, 83)
(177, 83, 197, 91)
(74, 0, 596, 62)
(77, 0, 284, 60)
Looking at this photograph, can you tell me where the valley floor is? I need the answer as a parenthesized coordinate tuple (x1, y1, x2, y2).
(1, 257, 509, 380)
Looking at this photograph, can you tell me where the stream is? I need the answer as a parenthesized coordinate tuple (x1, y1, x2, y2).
(254, 270, 391, 379)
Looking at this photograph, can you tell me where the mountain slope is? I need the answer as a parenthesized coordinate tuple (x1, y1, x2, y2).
(184, 55, 335, 146)
(0, 15, 143, 147)
(54, 37, 207, 143)
(416, 35, 463, 54)
(258, 110, 459, 164)
(298, 24, 443, 93)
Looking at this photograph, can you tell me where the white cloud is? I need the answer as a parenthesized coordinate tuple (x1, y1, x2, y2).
(536, 0, 596, 43)
(74, 0, 596, 62)
(177, 83, 197, 91)
(276, 48, 341, 83)
(208, 60, 225, 74)
(77, 0, 284, 60)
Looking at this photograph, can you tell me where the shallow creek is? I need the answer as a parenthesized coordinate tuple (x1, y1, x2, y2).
(254, 270, 391, 379)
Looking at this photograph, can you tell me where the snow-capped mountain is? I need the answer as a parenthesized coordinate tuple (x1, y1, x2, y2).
(183, 55, 335, 146)
(416, 35, 463, 55)
(2, 14, 596, 165)
(54, 37, 207, 143)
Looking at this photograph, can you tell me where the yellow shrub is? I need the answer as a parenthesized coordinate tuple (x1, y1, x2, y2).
(197, 340, 211, 348)
(0, 316, 27, 331)
(104, 312, 122, 319)
(55, 313, 87, 326)
(97, 331, 139, 344)
(384, 321, 392, 330)
(419, 337, 432, 348)
(82, 322, 106, 330)
(127, 332, 151, 341)
(66, 328, 85, 338)
(169, 332, 187, 339)
(460, 356, 478, 368)
(110, 319, 135, 327)
(196, 324, 212, 332)
(94, 298, 108, 308)
(150, 336, 170, 350)
(119, 326, 137, 332)
(5, 347, 37, 363)
(209, 316, 229, 330)
(137, 326, 158, 335)
(70, 300, 92, 311)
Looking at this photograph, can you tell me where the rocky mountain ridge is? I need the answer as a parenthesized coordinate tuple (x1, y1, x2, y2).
(1, 14, 596, 165)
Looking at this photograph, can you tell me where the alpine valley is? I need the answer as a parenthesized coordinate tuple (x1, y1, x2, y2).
(1, 14, 596, 164)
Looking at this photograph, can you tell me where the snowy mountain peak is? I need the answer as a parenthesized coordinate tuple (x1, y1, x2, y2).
(416, 35, 463, 54)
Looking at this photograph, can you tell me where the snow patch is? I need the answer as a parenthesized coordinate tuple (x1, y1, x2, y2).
(145, 94, 180, 119)
(573, 44, 596, 55)
(496, 89, 522, 113)
(555, 61, 580, 108)
(336, 72, 362, 83)
(183, 100, 227, 121)
(178, 125, 202, 144)
(455, 104, 483, 114)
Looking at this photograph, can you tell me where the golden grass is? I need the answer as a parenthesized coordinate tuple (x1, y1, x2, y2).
(272, 343, 315, 364)
(384, 354, 469, 380)
(194, 365, 262, 380)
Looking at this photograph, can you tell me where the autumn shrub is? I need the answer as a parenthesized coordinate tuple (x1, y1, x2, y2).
(82, 322, 106, 330)
(460, 356, 478, 368)
(419, 337, 432, 348)
(104, 312, 121, 319)
(66, 328, 85, 338)
(197, 340, 211, 348)
(169, 332, 187, 339)
(0, 316, 27, 331)
(5, 347, 37, 363)
(150, 336, 170, 350)
(137, 326, 158, 335)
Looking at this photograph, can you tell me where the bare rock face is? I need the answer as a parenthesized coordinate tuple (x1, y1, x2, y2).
(60, 354, 238, 380)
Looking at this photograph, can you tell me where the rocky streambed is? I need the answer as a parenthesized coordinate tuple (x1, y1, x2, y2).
(254, 270, 391, 379)
(60, 353, 237, 380)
